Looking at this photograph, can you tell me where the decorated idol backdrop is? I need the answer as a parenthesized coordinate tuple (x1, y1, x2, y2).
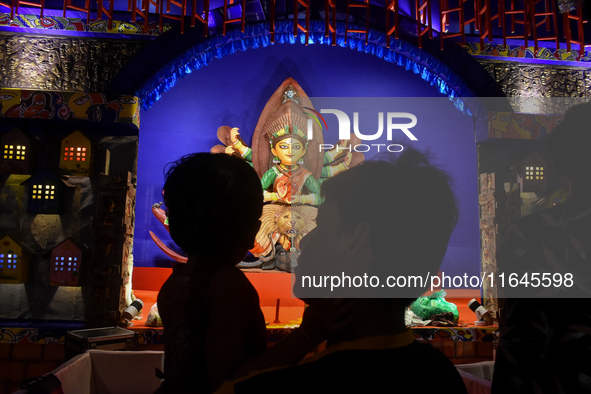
(135, 42, 480, 281)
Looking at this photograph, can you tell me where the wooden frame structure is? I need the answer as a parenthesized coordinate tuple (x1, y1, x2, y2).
(1, 0, 588, 55)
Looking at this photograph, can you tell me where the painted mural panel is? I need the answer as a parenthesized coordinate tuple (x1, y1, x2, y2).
(0, 90, 140, 128)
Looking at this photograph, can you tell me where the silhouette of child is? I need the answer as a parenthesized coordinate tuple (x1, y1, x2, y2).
(492, 102, 591, 393)
(156, 153, 348, 393)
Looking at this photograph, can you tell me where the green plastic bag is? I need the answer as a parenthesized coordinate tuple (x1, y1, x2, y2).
(410, 290, 459, 321)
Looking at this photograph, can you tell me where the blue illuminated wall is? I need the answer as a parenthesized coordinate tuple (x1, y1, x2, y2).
(135, 41, 480, 281)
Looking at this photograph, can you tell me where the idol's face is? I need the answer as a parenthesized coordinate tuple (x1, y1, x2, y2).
(272, 137, 306, 166)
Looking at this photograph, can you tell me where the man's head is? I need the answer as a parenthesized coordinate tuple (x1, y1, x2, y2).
(163, 153, 263, 261)
(296, 149, 458, 301)
(547, 102, 591, 189)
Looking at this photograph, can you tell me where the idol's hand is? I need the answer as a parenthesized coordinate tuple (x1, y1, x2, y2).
(338, 137, 351, 149)
(263, 191, 278, 202)
(344, 152, 352, 168)
(230, 127, 240, 144)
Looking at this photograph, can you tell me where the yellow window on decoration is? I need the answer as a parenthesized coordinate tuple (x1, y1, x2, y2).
(13, 145, 25, 160)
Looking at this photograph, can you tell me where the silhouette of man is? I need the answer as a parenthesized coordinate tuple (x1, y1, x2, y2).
(218, 149, 468, 394)
(492, 102, 591, 393)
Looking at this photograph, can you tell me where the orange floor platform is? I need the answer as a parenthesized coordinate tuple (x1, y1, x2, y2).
(130, 267, 486, 330)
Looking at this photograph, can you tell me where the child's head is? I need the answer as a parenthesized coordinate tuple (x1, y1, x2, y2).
(547, 102, 591, 187)
(163, 153, 263, 261)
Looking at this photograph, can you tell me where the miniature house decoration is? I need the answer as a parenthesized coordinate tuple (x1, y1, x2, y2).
(28, 170, 61, 214)
(0, 128, 33, 175)
(50, 239, 81, 287)
(520, 152, 547, 193)
(0, 235, 28, 284)
(60, 130, 93, 176)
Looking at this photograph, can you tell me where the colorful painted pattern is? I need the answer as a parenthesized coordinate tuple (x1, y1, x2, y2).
(0, 89, 140, 129)
(133, 326, 497, 347)
(413, 326, 497, 342)
(0, 325, 497, 345)
(488, 112, 564, 140)
(464, 42, 591, 63)
(0, 327, 65, 344)
(134, 328, 165, 345)
(0, 13, 171, 35)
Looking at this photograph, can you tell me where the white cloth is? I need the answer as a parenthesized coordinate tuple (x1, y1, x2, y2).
(456, 361, 494, 394)
(21, 350, 164, 394)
